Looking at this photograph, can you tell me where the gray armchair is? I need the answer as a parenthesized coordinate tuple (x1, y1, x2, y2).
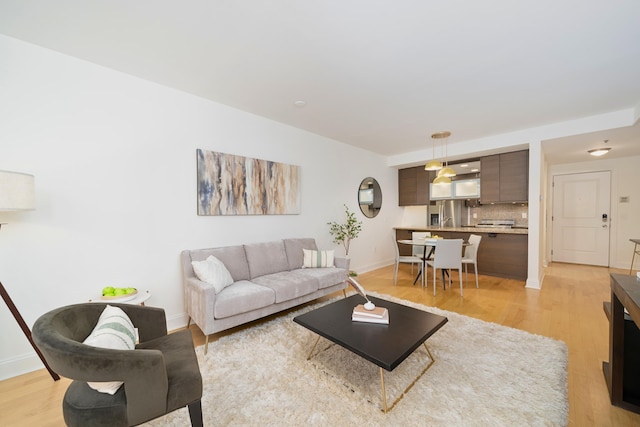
(32, 303, 203, 426)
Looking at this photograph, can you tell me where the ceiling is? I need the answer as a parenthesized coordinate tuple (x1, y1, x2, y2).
(1, 1, 639, 165)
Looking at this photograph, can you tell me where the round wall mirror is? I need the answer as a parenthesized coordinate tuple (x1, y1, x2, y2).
(358, 177, 382, 218)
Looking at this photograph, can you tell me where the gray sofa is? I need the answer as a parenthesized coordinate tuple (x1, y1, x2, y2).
(180, 238, 349, 353)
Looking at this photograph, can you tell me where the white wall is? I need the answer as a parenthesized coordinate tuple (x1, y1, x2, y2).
(0, 35, 402, 379)
(547, 155, 640, 270)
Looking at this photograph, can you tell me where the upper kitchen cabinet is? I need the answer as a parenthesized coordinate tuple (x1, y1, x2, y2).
(429, 178, 480, 201)
(398, 166, 432, 206)
(480, 150, 529, 203)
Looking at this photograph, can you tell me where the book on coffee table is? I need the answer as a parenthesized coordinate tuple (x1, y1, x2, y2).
(353, 304, 387, 317)
(352, 305, 389, 324)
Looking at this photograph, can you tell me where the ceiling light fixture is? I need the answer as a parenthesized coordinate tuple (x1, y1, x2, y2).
(433, 174, 451, 184)
(588, 148, 610, 156)
(431, 131, 455, 183)
(293, 100, 307, 108)
(424, 132, 445, 171)
(588, 140, 611, 157)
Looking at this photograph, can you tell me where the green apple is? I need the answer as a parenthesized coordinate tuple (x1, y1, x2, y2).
(114, 288, 126, 296)
(102, 286, 115, 296)
(125, 287, 137, 294)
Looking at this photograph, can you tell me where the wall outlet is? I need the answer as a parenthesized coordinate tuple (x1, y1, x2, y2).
(472, 213, 477, 218)
(522, 212, 527, 219)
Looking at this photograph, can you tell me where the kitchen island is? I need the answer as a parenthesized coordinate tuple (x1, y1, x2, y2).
(394, 226, 528, 281)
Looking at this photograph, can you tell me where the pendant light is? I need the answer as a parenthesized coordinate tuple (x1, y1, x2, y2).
(431, 131, 455, 183)
(433, 174, 451, 184)
(424, 132, 443, 171)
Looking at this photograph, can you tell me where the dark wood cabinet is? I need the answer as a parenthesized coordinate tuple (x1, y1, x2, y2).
(475, 232, 528, 281)
(480, 150, 528, 204)
(480, 155, 500, 203)
(500, 150, 529, 202)
(398, 166, 431, 206)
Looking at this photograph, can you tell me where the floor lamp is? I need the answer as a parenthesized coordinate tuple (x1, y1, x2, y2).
(0, 170, 59, 381)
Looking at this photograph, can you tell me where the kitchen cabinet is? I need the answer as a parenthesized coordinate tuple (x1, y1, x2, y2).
(476, 232, 528, 280)
(454, 178, 481, 198)
(481, 150, 528, 203)
(429, 178, 480, 201)
(429, 182, 452, 200)
(398, 166, 432, 206)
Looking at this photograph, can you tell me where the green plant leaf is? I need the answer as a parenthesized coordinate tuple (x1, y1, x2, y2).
(327, 204, 363, 256)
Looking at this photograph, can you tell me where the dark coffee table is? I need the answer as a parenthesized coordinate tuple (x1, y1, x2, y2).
(293, 294, 447, 412)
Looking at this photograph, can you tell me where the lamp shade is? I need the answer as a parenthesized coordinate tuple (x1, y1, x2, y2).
(433, 175, 451, 184)
(438, 166, 457, 178)
(0, 170, 35, 211)
(424, 160, 443, 171)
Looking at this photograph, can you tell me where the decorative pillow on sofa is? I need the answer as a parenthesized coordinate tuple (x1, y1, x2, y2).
(83, 305, 136, 395)
(302, 249, 335, 268)
(191, 255, 235, 293)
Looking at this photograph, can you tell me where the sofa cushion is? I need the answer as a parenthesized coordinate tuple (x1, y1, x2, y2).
(214, 281, 276, 319)
(191, 255, 234, 293)
(302, 249, 335, 268)
(189, 245, 250, 281)
(283, 238, 318, 270)
(244, 241, 289, 279)
(251, 272, 319, 303)
(293, 267, 348, 289)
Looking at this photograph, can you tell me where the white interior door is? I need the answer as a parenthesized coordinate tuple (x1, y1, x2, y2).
(552, 171, 611, 266)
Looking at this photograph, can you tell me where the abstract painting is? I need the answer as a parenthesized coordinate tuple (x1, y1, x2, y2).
(196, 149, 301, 215)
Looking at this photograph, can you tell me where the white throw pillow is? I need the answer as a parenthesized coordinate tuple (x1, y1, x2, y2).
(191, 255, 235, 293)
(83, 305, 136, 394)
(302, 249, 335, 268)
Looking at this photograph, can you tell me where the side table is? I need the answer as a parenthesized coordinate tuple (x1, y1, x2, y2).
(89, 290, 151, 306)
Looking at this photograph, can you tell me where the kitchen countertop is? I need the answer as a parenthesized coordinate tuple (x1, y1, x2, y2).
(394, 226, 528, 235)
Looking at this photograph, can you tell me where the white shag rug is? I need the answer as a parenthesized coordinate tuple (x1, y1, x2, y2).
(146, 294, 568, 426)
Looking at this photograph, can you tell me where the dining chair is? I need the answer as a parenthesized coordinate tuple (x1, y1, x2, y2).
(411, 231, 432, 259)
(392, 235, 423, 285)
(425, 238, 464, 296)
(412, 232, 432, 287)
(462, 234, 482, 288)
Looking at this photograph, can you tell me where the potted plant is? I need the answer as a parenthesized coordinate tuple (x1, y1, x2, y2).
(327, 205, 362, 277)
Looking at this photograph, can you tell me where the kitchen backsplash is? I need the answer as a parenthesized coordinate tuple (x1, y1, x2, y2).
(469, 203, 528, 227)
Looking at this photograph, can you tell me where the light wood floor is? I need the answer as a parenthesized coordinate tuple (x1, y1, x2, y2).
(2, 262, 640, 426)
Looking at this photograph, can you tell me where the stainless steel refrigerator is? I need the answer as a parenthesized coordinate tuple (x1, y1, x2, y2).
(429, 199, 464, 227)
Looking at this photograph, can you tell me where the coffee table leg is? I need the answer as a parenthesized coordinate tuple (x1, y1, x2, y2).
(303, 334, 436, 414)
(380, 368, 388, 413)
(306, 335, 322, 360)
(379, 342, 435, 413)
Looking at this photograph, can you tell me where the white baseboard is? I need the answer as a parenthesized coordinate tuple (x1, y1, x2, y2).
(0, 352, 43, 381)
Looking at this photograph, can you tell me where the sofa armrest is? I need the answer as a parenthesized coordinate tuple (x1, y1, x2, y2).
(334, 256, 350, 271)
(184, 277, 217, 335)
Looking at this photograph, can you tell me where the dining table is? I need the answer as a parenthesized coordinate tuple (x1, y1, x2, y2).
(397, 238, 468, 288)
